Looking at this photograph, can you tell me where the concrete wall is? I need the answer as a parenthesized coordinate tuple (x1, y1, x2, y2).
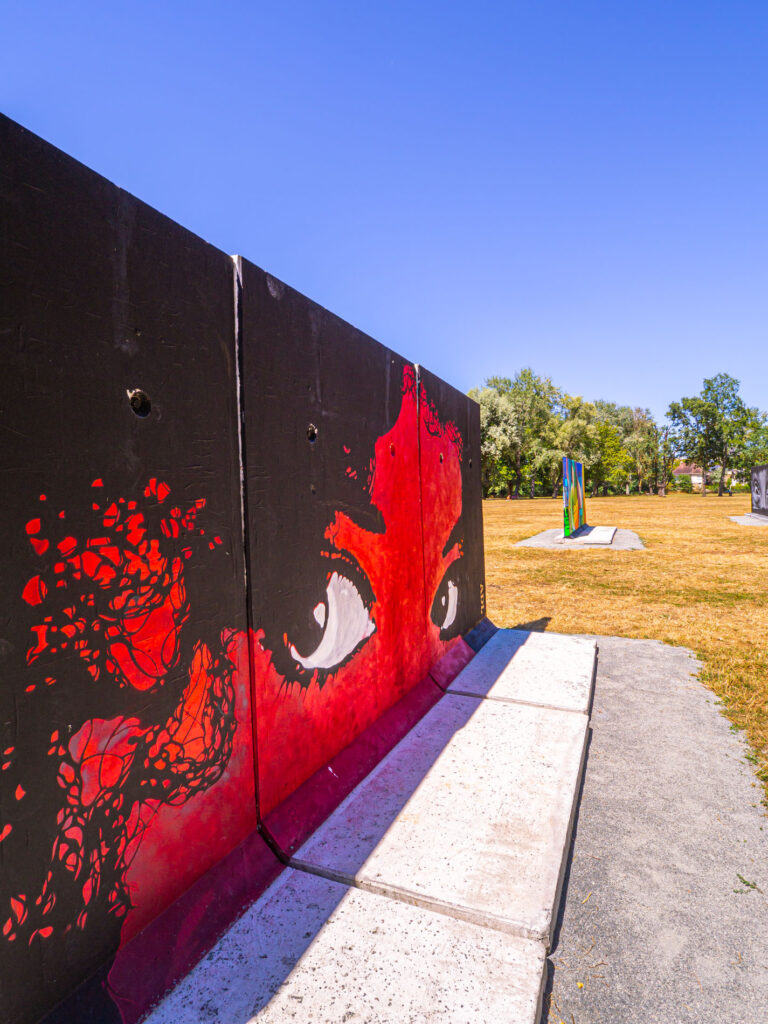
(0, 115, 485, 1024)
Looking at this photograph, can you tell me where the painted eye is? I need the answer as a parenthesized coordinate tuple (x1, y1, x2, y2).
(289, 571, 375, 671)
(437, 580, 457, 630)
(431, 566, 462, 639)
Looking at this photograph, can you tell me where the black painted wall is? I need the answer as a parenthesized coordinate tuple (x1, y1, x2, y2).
(1, 114, 486, 1024)
(0, 115, 252, 1024)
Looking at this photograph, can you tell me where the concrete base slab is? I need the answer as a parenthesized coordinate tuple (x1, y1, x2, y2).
(446, 628, 596, 713)
(293, 695, 588, 945)
(516, 527, 644, 550)
(143, 868, 547, 1024)
(730, 513, 768, 526)
(555, 525, 616, 544)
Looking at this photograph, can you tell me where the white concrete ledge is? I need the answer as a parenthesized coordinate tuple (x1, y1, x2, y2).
(293, 693, 589, 946)
(144, 869, 547, 1024)
(446, 628, 596, 713)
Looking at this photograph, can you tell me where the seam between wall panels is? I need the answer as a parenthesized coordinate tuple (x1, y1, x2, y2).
(231, 254, 262, 823)
(414, 364, 431, 647)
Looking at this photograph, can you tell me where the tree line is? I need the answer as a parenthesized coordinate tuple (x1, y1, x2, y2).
(469, 371, 768, 498)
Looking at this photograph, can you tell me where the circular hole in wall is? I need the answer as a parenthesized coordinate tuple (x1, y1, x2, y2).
(128, 388, 151, 418)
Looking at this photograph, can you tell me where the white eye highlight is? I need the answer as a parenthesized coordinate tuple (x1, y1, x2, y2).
(290, 571, 375, 670)
(439, 579, 458, 630)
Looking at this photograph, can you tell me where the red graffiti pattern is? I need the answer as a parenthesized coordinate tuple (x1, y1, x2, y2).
(3, 482, 238, 951)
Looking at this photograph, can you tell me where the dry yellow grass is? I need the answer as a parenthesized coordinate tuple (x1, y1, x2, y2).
(483, 493, 768, 802)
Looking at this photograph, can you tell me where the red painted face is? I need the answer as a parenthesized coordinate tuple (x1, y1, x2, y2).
(252, 367, 464, 816)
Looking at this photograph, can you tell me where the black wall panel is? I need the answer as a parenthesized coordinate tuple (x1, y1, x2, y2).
(416, 365, 486, 638)
(0, 115, 251, 1024)
(239, 258, 430, 818)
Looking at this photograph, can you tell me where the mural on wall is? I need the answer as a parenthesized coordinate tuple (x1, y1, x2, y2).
(1, 115, 254, 1024)
(563, 457, 586, 537)
(1, 116, 486, 1024)
(240, 261, 484, 823)
(751, 465, 768, 517)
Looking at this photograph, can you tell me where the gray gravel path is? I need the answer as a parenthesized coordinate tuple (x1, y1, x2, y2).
(543, 636, 768, 1024)
(516, 529, 645, 550)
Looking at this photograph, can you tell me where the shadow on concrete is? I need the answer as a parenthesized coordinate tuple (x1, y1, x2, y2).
(147, 650, 519, 1021)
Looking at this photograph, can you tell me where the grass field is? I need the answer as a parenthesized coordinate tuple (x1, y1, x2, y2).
(483, 493, 768, 804)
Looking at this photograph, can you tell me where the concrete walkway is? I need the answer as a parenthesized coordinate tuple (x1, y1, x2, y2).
(544, 637, 768, 1024)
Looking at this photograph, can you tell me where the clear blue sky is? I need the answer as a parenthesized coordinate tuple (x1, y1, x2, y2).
(4, 1, 767, 421)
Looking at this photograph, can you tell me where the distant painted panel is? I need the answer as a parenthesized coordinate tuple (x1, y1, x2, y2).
(563, 457, 586, 537)
(751, 465, 768, 517)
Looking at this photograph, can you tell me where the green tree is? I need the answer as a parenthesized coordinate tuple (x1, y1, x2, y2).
(593, 401, 640, 494)
(624, 409, 659, 494)
(530, 395, 599, 497)
(701, 373, 759, 494)
(742, 417, 768, 470)
(649, 425, 676, 496)
(590, 421, 631, 495)
(667, 395, 721, 496)
(468, 384, 521, 497)
(471, 369, 562, 498)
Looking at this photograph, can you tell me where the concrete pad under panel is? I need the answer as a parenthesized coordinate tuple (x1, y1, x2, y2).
(730, 513, 768, 526)
(143, 868, 547, 1024)
(446, 628, 596, 713)
(293, 695, 588, 946)
(555, 525, 617, 545)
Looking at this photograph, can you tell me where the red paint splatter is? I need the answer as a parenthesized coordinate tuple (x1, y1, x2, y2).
(22, 482, 212, 691)
(22, 577, 47, 606)
(15, 477, 250, 960)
